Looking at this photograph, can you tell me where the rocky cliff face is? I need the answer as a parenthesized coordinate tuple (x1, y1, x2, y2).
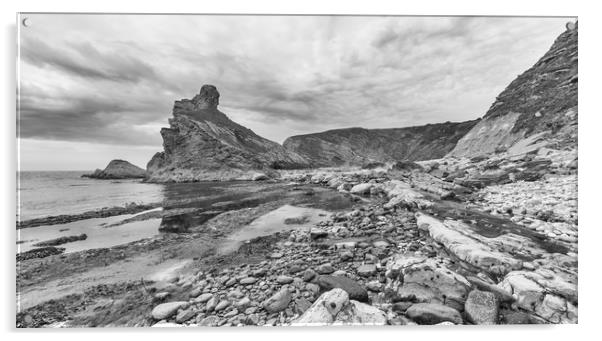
(82, 159, 146, 179)
(146, 85, 310, 182)
(283, 120, 478, 167)
(448, 23, 577, 157)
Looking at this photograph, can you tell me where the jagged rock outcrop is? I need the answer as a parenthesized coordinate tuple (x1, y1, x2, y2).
(146, 85, 310, 182)
(448, 22, 577, 157)
(283, 120, 478, 167)
(82, 159, 146, 179)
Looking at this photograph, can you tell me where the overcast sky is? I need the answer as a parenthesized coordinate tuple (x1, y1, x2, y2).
(18, 14, 572, 170)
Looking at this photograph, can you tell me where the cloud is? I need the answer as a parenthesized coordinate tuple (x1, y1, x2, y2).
(21, 36, 161, 84)
(17, 14, 573, 169)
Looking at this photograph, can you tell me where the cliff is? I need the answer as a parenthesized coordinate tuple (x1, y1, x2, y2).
(82, 159, 146, 179)
(448, 22, 578, 157)
(146, 85, 310, 182)
(283, 120, 478, 167)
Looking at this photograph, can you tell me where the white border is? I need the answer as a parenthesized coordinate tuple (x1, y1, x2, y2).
(2, 0, 599, 340)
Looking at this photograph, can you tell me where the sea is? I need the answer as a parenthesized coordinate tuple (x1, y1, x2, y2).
(16, 171, 353, 253)
(17, 171, 165, 221)
(16, 171, 356, 255)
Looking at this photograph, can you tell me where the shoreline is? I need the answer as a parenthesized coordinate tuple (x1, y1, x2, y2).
(16, 182, 362, 323)
(16, 157, 578, 327)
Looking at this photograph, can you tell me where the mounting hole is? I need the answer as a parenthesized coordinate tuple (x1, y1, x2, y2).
(22, 17, 30, 27)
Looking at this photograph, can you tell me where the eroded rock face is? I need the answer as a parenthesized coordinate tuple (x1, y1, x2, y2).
(82, 159, 146, 179)
(448, 23, 577, 157)
(146, 85, 310, 182)
(283, 120, 478, 167)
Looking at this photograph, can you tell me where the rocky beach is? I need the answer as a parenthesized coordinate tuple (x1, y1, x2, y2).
(16, 20, 578, 328)
(17, 155, 577, 327)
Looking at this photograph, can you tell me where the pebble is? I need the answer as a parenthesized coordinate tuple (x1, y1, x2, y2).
(276, 275, 294, 284)
(303, 269, 318, 282)
(239, 277, 258, 285)
(365, 280, 383, 292)
(151, 301, 188, 320)
(195, 293, 213, 303)
(356, 264, 377, 277)
(262, 288, 292, 313)
(316, 263, 335, 274)
(214, 300, 230, 312)
(175, 308, 196, 323)
(234, 297, 251, 310)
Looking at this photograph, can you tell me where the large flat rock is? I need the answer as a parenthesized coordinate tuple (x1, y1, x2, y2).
(416, 213, 523, 275)
(386, 254, 471, 311)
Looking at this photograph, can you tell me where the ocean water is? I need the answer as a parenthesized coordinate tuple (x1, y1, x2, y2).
(17, 171, 251, 221)
(16, 171, 357, 255)
(17, 171, 165, 221)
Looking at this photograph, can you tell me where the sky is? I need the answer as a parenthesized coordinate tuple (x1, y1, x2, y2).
(17, 14, 573, 170)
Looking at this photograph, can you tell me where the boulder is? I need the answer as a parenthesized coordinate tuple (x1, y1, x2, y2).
(234, 297, 251, 310)
(382, 182, 431, 209)
(276, 275, 294, 284)
(303, 269, 318, 282)
(365, 281, 383, 292)
(214, 300, 230, 312)
(386, 254, 471, 311)
(175, 308, 196, 323)
(262, 288, 292, 313)
(239, 277, 258, 285)
(466, 276, 514, 303)
(316, 263, 335, 274)
(309, 228, 328, 240)
(498, 269, 577, 323)
(314, 275, 369, 302)
(294, 288, 349, 325)
(194, 293, 213, 303)
(464, 290, 499, 324)
(293, 289, 386, 326)
(350, 183, 373, 195)
(356, 264, 377, 277)
(405, 303, 463, 325)
(151, 301, 188, 320)
(335, 301, 387, 325)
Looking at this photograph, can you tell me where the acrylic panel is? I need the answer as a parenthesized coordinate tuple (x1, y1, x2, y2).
(16, 13, 578, 327)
